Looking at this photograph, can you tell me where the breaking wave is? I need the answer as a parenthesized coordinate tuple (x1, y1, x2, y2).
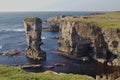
(41, 36, 46, 39)
(0, 45, 2, 49)
(0, 28, 25, 32)
(0, 24, 24, 32)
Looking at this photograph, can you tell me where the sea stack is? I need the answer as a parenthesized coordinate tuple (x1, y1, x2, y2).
(24, 17, 46, 60)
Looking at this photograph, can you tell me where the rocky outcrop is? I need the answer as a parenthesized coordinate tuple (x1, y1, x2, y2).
(25, 48, 46, 60)
(58, 21, 120, 66)
(16, 64, 41, 69)
(46, 15, 63, 32)
(46, 15, 76, 32)
(47, 15, 65, 25)
(24, 17, 46, 60)
(2, 49, 21, 56)
(102, 28, 120, 66)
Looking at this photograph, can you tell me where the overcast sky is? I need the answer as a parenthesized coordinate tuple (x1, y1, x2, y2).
(0, 0, 119, 11)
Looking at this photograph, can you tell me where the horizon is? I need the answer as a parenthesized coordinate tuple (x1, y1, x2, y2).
(0, 0, 119, 12)
(0, 11, 117, 12)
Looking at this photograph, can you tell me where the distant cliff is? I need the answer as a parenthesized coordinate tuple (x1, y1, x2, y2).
(46, 15, 76, 32)
(48, 12, 120, 66)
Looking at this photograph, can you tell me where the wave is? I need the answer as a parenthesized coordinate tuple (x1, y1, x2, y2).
(0, 28, 25, 32)
(41, 36, 46, 39)
(0, 24, 24, 32)
(0, 45, 2, 49)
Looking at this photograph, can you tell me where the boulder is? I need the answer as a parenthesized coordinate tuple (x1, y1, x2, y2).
(3, 49, 21, 56)
(50, 36, 59, 39)
(25, 48, 46, 60)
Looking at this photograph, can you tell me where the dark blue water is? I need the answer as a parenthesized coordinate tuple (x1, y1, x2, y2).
(0, 12, 106, 76)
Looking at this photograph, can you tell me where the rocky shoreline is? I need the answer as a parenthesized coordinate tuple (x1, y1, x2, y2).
(0, 12, 120, 80)
(47, 12, 120, 67)
(45, 12, 120, 79)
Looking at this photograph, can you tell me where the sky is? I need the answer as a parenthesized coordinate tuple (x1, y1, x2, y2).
(0, 0, 119, 11)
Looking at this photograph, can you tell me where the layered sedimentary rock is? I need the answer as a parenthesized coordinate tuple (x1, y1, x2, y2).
(24, 17, 46, 60)
(58, 22, 110, 59)
(45, 16, 62, 32)
(46, 15, 76, 32)
(57, 12, 120, 66)
(102, 28, 120, 66)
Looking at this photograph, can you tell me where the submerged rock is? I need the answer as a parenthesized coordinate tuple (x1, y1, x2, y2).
(3, 49, 21, 56)
(54, 63, 65, 66)
(24, 17, 46, 60)
(45, 66, 55, 69)
(17, 64, 41, 69)
(50, 36, 59, 39)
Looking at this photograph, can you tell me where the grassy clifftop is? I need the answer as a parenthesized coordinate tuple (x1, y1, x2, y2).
(24, 17, 41, 23)
(0, 65, 94, 80)
(67, 11, 120, 28)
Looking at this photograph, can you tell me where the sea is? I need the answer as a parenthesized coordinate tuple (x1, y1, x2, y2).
(0, 12, 106, 76)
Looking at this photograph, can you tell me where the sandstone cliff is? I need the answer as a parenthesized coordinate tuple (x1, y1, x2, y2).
(46, 15, 76, 32)
(57, 12, 120, 66)
(24, 17, 46, 60)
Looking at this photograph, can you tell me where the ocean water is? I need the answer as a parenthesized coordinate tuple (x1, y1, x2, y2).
(0, 12, 106, 76)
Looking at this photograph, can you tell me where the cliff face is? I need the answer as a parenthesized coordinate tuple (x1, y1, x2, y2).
(46, 16, 63, 32)
(46, 15, 76, 32)
(58, 21, 120, 66)
(24, 17, 46, 60)
(102, 28, 120, 66)
(47, 12, 120, 66)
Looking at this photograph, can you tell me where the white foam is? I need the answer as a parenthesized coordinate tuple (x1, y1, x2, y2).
(41, 36, 46, 39)
(1, 28, 24, 32)
(0, 24, 24, 32)
(0, 45, 2, 49)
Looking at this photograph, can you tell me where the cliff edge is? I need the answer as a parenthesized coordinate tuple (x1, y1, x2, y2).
(56, 12, 120, 66)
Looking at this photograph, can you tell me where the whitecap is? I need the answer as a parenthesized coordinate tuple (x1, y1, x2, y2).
(0, 24, 24, 32)
(41, 36, 46, 39)
(0, 45, 2, 49)
(1, 28, 25, 32)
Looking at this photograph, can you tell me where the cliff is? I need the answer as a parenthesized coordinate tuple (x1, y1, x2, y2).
(46, 15, 76, 32)
(57, 12, 120, 66)
(24, 17, 46, 60)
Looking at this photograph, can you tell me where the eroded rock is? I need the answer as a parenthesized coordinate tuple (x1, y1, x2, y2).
(58, 21, 120, 66)
(46, 15, 75, 32)
(3, 49, 21, 56)
(102, 28, 120, 66)
(24, 17, 46, 60)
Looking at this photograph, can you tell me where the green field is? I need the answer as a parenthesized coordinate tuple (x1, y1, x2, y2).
(67, 11, 120, 28)
(0, 65, 94, 80)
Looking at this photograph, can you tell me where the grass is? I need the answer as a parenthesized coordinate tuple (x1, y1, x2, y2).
(0, 65, 94, 80)
(24, 17, 41, 23)
(67, 11, 120, 28)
